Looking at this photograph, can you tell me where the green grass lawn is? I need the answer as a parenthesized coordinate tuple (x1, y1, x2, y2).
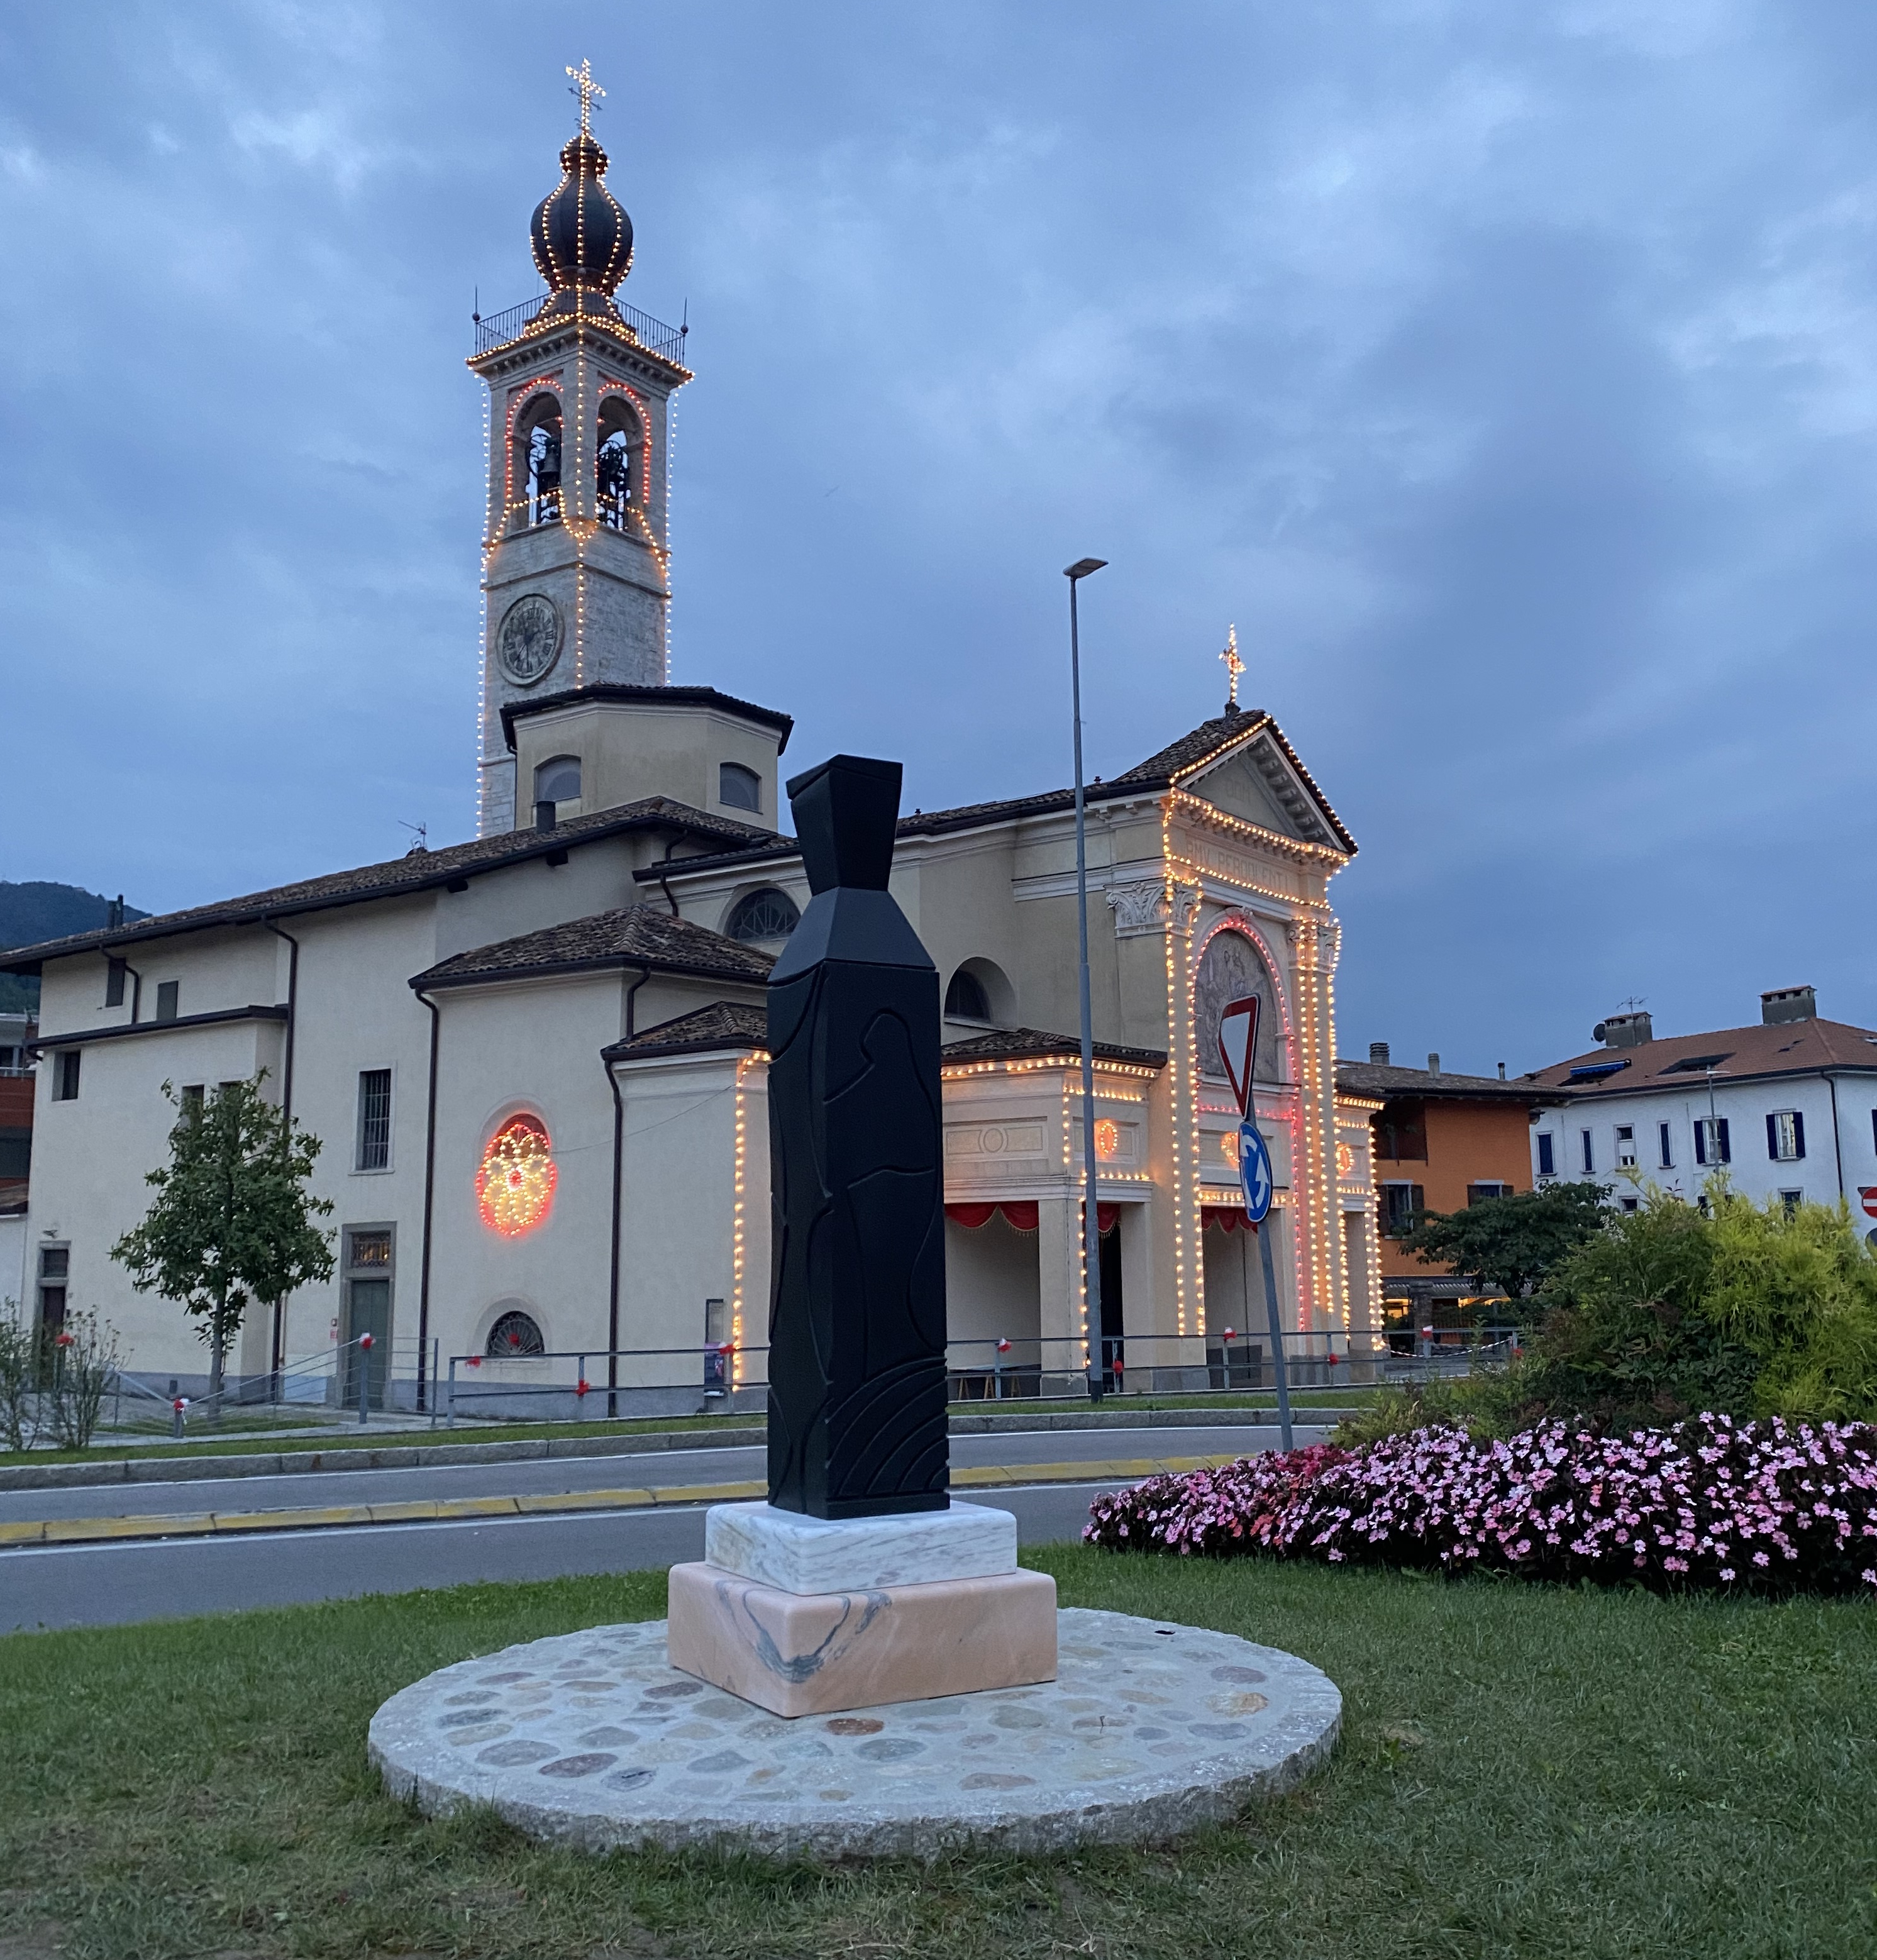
(3, 1553, 1873, 1959)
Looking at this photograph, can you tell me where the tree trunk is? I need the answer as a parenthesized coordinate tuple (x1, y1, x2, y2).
(208, 1282, 227, 1416)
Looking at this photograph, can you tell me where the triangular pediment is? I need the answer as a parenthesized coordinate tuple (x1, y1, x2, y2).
(1124, 711, 1353, 855)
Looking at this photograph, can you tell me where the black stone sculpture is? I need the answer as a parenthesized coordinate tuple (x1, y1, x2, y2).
(765, 755, 949, 1518)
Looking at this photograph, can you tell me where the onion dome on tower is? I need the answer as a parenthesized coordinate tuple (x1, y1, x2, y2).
(530, 130, 633, 297)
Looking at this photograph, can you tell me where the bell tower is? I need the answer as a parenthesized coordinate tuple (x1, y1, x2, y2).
(468, 62, 692, 835)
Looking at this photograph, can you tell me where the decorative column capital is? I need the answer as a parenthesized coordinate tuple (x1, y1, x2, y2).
(1106, 878, 1168, 938)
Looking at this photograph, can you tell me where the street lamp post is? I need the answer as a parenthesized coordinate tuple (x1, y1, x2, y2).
(1065, 556, 1107, 1402)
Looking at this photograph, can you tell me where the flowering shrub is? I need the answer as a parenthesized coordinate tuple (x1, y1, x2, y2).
(1084, 1416, 1877, 1596)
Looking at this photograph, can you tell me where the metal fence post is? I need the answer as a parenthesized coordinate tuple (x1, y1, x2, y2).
(357, 1333, 373, 1425)
(446, 1354, 457, 1429)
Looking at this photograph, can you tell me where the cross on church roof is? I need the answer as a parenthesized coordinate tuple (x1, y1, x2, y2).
(566, 57, 606, 135)
(1220, 623, 1244, 709)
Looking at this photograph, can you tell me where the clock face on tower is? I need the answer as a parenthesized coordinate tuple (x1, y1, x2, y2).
(496, 594, 563, 686)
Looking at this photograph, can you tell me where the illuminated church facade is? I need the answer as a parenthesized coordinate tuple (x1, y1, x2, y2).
(6, 85, 1381, 1407)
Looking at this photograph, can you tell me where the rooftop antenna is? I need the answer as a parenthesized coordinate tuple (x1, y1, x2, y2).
(472, 283, 480, 326)
(400, 821, 429, 855)
(681, 296, 689, 349)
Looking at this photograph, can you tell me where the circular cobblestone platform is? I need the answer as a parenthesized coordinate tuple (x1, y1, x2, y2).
(369, 1607, 1341, 1858)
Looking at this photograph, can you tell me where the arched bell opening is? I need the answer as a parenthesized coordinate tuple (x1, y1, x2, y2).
(511, 394, 564, 531)
(595, 396, 643, 532)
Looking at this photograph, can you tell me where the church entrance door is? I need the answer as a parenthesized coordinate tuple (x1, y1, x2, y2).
(341, 1226, 394, 1409)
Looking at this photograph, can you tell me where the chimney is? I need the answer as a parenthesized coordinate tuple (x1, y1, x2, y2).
(1369, 1041, 1390, 1065)
(1761, 985, 1817, 1027)
(1427, 1052, 1440, 1076)
(534, 799, 557, 833)
(1498, 1062, 1506, 1079)
(106, 894, 124, 929)
(1593, 1010, 1653, 1049)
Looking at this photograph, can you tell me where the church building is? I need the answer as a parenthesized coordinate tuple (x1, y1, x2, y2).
(4, 81, 1380, 1410)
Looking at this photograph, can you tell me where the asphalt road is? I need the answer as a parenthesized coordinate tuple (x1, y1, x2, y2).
(0, 1481, 1118, 1633)
(0, 1424, 1309, 1524)
(0, 1423, 1328, 1634)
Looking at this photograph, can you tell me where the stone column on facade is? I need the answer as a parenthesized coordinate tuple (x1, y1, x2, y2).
(1033, 1191, 1087, 1395)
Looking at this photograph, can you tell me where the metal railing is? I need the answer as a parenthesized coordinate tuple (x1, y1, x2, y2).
(473, 292, 689, 363)
(444, 1343, 767, 1424)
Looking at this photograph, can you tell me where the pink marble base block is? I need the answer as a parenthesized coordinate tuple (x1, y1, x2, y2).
(666, 1562, 1058, 1718)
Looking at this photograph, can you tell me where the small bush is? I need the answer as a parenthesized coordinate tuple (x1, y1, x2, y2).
(1086, 1415, 1877, 1597)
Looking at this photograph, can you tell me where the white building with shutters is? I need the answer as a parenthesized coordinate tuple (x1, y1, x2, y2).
(1522, 988, 1877, 1227)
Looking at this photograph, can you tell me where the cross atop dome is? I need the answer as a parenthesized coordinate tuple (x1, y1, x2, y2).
(566, 57, 605, 135)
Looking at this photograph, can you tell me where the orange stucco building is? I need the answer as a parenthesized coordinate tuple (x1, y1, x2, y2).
(1335, 1046, 1564, 1327)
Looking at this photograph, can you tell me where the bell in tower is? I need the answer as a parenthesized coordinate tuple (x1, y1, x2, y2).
(468, 61, 693, 836)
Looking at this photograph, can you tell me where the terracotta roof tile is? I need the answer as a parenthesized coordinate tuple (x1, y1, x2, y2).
(1334, 1060, 1565, 1103)
(413, 906, 774, 990)
(604, 1000, 768, 1060)
(940, 1026, 1167, 1070)
(0, 799, 772, 973)
(1525, 1017, 1877, 1098)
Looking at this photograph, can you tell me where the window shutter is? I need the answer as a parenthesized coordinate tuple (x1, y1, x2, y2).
(1693, 1122, 1706, 1166)
(1792, 1110, 1805, 1160)
(1412, 1185, 1424, 1218)
(1767, 1113, 1781, 1160)
(1717, 1117, 1731, 1163)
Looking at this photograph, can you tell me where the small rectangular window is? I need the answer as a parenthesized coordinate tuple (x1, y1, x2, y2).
(1466, 1182, 1512, 1205)
(180, 1083, 204, 1112)
(1767, 1110, 1805, 1162)
(1619, 1197, 1640, 1214)
(1580, 1129, 1594, 1175)
(53, 1050, 80, 1101)
(105, 958, 126, 1009)
(38, 1247, 69, 1280)
(357, 1068, 392, 1171)
(1381, 1182, 1424, 1237)
(1658, 1121, 1674, 1169)
(1779, 1188, 1803, 1217)
(1536, 1133, 1555, 1177)
(1615, 1124, 1637, 1168)
(155, 980, 179, 1022)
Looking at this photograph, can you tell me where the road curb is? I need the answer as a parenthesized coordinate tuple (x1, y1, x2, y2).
(0, 1408, 1358, 1494)
(0, 1453, 1252, 1549)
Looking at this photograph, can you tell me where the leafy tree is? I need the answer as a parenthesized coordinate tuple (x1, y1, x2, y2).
(1398, 1180, 1610, 1304)
(112, 1077, 334, 1404)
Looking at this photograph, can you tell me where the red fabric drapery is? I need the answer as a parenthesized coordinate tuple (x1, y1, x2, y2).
(946, 1200, 1120, 1234)
(945, 1200, 1040, 1232)
(1202, 1204, 1258, 1234)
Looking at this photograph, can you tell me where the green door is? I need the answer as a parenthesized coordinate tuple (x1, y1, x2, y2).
(345, 1278, 390, 1407)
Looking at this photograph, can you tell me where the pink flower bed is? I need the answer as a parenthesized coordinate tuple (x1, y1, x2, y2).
(1083, 1416, 1877, 1595)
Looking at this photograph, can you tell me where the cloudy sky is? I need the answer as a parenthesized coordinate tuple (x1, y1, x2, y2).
(2, 1, 1873, 1072)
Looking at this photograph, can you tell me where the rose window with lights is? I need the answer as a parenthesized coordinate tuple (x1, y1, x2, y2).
(477, 1114, 558, 1236)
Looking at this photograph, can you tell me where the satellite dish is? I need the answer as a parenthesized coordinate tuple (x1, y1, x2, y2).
(1592, 1022, 1608, 1042)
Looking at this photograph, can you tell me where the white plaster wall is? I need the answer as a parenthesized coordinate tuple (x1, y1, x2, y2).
(944, 1214, 1041, 1351)
(26, 1014, 285, 1384)
(1532, 1071, 1863, 1212)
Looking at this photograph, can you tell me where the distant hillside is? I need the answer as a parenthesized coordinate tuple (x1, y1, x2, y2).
(0, 882, 150, 1014)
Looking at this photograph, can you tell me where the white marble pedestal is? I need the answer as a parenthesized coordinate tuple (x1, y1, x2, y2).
(665, 1499, 1058, 1717)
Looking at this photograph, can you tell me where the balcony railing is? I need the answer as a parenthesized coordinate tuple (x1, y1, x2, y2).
(473, 292, 689, 364)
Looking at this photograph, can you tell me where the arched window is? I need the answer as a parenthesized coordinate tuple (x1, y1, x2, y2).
(512, 396, 563, 529)
(487, 1308, 545, 1358)
(534, 755, 581, 805)
(719, 762, 761, 812)
(944, 958, 1014, 1026)
(726, 887, 800, 944)
(945, 968, 990, 1021)
(596, 397, 640, 531)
